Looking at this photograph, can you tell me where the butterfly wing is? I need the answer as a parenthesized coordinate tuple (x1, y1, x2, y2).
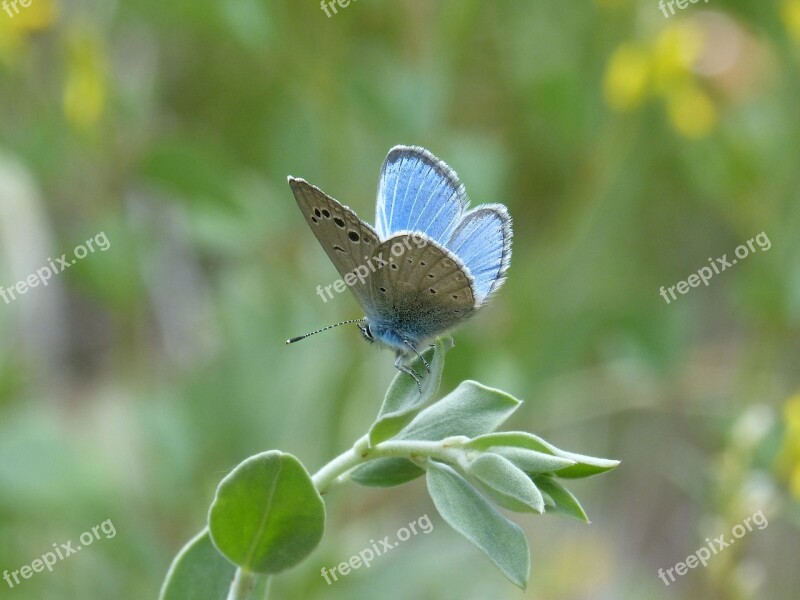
(376, 145, 512, 305)
(364, 233, 476, 347)
(288, 177, 380, 310)
(375, 146, 467, 245)
(445, 204, 512, 305)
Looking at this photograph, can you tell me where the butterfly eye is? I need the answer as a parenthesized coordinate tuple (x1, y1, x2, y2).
(358, 323, 374, 342)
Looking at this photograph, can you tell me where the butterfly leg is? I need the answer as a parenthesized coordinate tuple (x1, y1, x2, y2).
(403, 340, 431, 373)
(394, 354, 422, 392)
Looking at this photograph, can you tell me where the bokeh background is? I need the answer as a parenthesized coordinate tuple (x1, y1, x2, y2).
(1, 0, 799, 598)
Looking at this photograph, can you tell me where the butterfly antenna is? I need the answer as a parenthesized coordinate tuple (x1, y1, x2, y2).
(285, 318, 367, 345)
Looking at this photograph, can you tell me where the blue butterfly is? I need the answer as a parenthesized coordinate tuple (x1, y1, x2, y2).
(287, 145, 512, 387)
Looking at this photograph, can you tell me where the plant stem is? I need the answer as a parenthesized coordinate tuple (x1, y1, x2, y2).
(311, 435, 468, 494)
(261, 574, 272, 599)
(227, 568, 256, 600)
(312, 435, 370, 493)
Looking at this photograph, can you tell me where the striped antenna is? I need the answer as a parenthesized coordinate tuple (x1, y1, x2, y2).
(285, 318, 366, 345)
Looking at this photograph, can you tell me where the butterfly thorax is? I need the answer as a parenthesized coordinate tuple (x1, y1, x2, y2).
(362, 301, 477, 354)
(361, 319, 420, 353)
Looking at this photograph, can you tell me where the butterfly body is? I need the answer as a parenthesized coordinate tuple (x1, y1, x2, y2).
(288, 145, 512, 384)
(359, 230, 478, 344)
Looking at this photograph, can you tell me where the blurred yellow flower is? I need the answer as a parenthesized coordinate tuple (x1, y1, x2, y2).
(604, 43, 650, 111)
(781, 0, 800, 45)
(603, 20, 717, 138)
(784, 393, 800, 428)
(665, 83, 717, 138)
(776, 393, 800, 500)
(63, 29, 107, 131)
(651, 22, 703, 94)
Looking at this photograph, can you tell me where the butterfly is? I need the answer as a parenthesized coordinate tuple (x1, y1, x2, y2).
(286, 145, 512, 388)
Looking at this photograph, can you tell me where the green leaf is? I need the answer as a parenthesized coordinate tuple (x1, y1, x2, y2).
(533, 476, 589, 522)
(352, 381, 521, 489)
(159, 529, 236, 600)
(349, 457, 425, 487)
(466, 454, 545, 513)
(554, 457, 620, 479)
(208, 451, 325, 574)
(490, 447, 575, 473)
(426, 461, 530, 589)
(466, 432, 620, 478)
(396, 381, 521, 442)
(369, 338, 451, 445)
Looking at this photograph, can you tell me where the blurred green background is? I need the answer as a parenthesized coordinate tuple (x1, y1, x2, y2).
(1, 0, 799, 598)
